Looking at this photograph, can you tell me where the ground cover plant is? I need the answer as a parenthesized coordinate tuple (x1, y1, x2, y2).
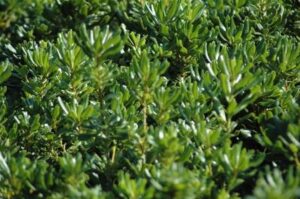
(0, 0, 300, 198)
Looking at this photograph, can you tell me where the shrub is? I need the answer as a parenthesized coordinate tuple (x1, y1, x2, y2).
(0, 0, 300, 198)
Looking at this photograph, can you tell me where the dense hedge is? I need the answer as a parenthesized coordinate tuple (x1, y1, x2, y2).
(0, 0, 300, 198)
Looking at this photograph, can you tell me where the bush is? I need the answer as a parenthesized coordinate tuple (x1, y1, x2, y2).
(0, 0, 300, 198)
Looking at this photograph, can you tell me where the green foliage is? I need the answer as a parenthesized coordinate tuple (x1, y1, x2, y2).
(0, 0, 300, 198)
(247, 167, 300, 199)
